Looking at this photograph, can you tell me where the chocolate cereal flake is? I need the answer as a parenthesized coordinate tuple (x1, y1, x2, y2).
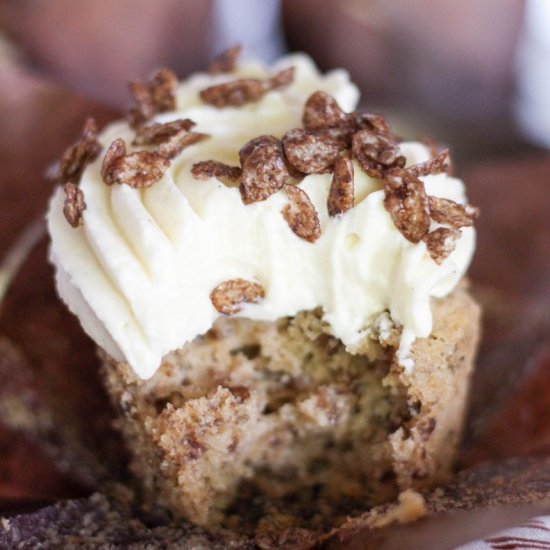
(128, 68, 178, 128)
(303, 91, 349, 130)
(101, 139, 170, 188)
(238, 135, 275, 165)
(282, 127, 352, 174)
(327, 152, 354, 216)
(429, 196, 479, 229)
(63, 182, 86, 228)
(424, 227, 462, 264)
(207, 44, 242, 74)
(268, 66, 295, 88)
(407, 149, 450, 178)
(353, 112, 393, 136)
(302, 92, 393, 139)
(383, 174, 430, 243)
(353, 130, 406, 180)
(282, 184, 321, 242)
(128, 82, 155, 128)
(239, 136, 291, 204)
(200, 67, 294, 108)
(149, 69, 178, 113)
(191, 161, 242, 186)
(101, 138, 126, 183)
(200, 79, 264, 107)
(157, 131, 208, 160)
(133, 119, 196, 145)
(133, 119, 207, 159)
(210, 278, 265, 315)
(54, 118, 102, 184)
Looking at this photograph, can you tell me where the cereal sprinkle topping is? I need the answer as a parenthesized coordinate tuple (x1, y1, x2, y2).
(128, 68, 178, 128)
(303, 91, 350, 130)
(352, 130, 406, 179)
(269, 67, 295, 88)
(429, 196, 479, 229)
(210, 278, 265, 315)
(406, 149, 450, 178)
(53, 118, 102, 184)
(63, 182, 86, 228)
(383, 174, 430, 243)
(149, 69, 178, 112)
(191, 161, 242, 186)
(192, 87, 476, 250)
(133, 119, 208, 159)
(239, 136, 291, 204)
(282, 184, 321, 242)
(156, 130, 207, 160)
(133, 118, 195, 145)
(353, 112, 393, 136)
(63, 72, 478, 262)
(282, 127, 352, 174)
(199, 67, 294, 108)
(101, 139, 170, 188)
(424, 227, 462, 264)
(207, 44, 242, 74)
(327, 152, 354, 216)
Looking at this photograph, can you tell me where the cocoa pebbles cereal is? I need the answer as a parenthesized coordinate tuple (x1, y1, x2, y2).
(191, 161, 242, 186)
(429, 196, 479, 229)
(352, 130, 406, 180)
(406, 149, 450, 178)
(327, 152, 354, 217)
(239, 136, 291, 204)
(128, 68, 178, 128)
(101, 139, 170, 188)
(424, 227, 462, 264)
(282, 127, 352, 175)
(210, 278, 265, 315)
(133, 119, 208, 159)
(200, 67, 294, 108)
(207, 44, 242, 74)
(51, 118, 102, 185)
(281, 184, 321, 243)
(62, 182, 86, 228)
(383, 173, 431, 243)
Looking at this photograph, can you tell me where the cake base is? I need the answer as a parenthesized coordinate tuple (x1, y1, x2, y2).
(100, 284, 480, 533)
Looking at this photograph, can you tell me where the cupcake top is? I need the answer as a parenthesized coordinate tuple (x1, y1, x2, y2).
(47, 48, 477, 379)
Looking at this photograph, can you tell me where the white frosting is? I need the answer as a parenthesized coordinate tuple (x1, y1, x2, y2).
(47, 54, 475, 379)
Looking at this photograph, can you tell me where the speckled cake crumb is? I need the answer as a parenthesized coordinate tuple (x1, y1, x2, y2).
(101, 284, 480, 534)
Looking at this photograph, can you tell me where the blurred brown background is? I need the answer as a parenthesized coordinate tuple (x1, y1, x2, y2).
(0, 0, 543, 162)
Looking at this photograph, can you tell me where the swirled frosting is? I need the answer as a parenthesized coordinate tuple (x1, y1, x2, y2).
(47, 54, 475, 379)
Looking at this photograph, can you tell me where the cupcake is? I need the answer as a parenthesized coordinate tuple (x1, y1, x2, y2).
(47, 47, 480, 533)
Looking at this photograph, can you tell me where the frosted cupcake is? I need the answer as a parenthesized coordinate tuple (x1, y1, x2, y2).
(47, 47, 480, 532)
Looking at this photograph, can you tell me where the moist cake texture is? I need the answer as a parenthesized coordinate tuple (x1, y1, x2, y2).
(46, 47, 481, 533)
(102, 284, 480, 531)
